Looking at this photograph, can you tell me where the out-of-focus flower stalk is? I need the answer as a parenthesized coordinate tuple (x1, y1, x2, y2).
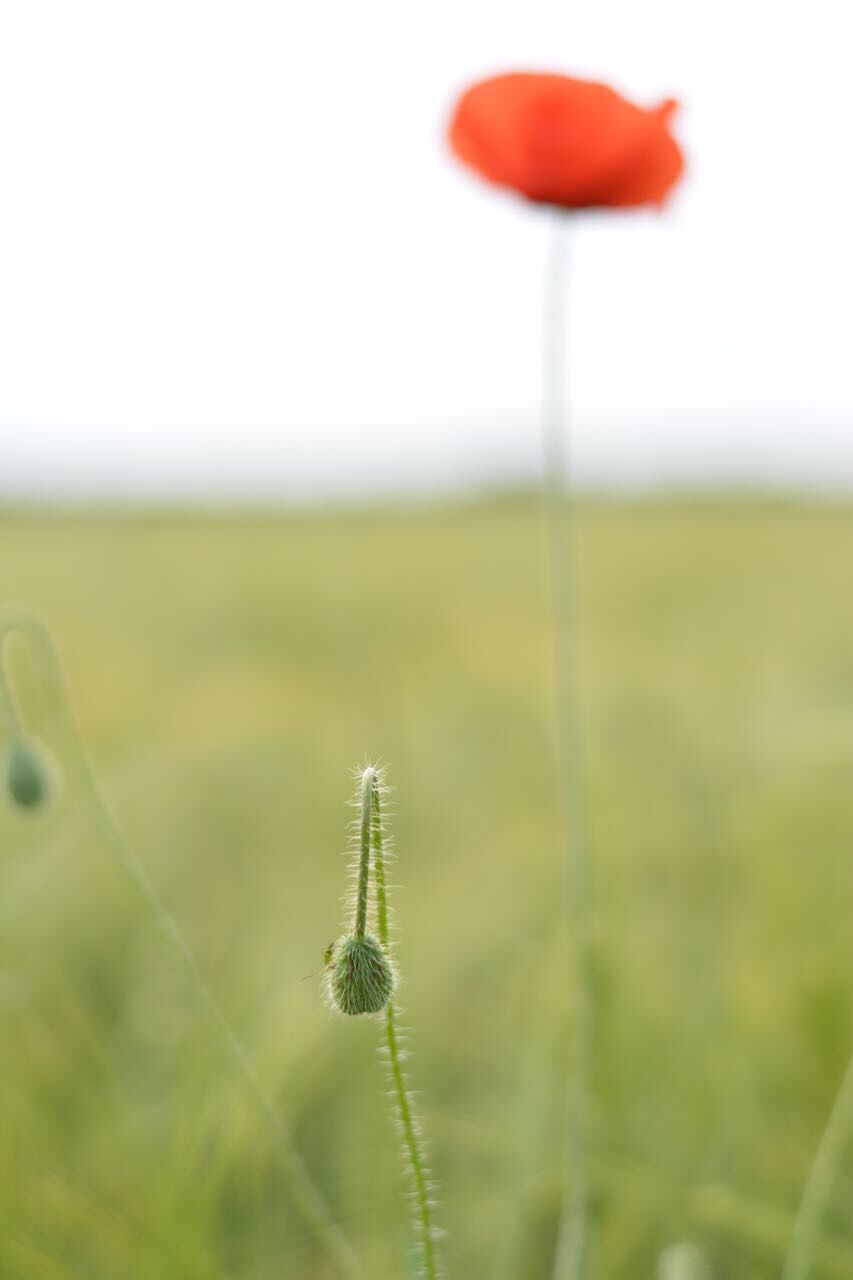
(541, 216, 592, 1280)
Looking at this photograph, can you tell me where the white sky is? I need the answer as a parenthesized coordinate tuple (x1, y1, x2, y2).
(1, 0, 851, 499)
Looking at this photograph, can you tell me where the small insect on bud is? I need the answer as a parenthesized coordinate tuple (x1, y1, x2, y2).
(328, 934, 394, 1016)
(4, 740, 51, 812)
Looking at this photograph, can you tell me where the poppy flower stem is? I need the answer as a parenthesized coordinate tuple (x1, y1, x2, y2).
(0, 609, 364, 1280)
(541, 214, 592, 1280)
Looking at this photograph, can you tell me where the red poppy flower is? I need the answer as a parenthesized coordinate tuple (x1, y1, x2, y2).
(448, 72, 684, 210)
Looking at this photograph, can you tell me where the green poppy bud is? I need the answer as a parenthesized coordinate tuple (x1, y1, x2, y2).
(328, 934, 394, 1016)
(4, 740, 51, 812)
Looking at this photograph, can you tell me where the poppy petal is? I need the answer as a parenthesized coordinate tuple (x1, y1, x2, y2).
(448, 73, 685, 211)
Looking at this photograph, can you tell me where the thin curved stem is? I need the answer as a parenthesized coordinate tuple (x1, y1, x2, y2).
(0, 610, 363, 1280)
(0, 637, 23, 740)
(541, 215, 591, 1280)
(781, 1053, 853, 1280)
(369, 772, 442, 1280)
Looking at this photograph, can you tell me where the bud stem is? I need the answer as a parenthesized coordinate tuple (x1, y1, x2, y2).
(370, 777, 390, 949)
(368, 772, 441, 1280)
(354, 766, 376, 939)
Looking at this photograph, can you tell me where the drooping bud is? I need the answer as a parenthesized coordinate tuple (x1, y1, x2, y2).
(328, 934, 394, 1016)
(4, 740, 51, 812)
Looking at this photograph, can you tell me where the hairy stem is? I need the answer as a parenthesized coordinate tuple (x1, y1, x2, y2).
(781, 1053, 853, 1280)
(354, 767, 374, 938)
(541, 214, 591, 1280)
(370, 772, 442, 1280)
(0, 610, 363, 1280)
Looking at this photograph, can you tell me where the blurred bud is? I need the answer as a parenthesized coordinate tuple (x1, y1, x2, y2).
(4, 740, 52, 812)
(328, 934, 394, 1016)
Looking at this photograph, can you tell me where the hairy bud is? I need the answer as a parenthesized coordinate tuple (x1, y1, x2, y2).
(328, 934, 394, 1016)
(4, 740, 51, 812)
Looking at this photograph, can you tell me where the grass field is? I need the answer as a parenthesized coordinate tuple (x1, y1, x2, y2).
(1, 496, 852, 1280)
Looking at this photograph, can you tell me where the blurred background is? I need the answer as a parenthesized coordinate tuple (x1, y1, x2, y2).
(2, 3, 853, 1279)
(1, 0, 852, 500)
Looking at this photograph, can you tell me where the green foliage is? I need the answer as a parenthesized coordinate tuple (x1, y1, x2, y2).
(1, 497, 852, 1279)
